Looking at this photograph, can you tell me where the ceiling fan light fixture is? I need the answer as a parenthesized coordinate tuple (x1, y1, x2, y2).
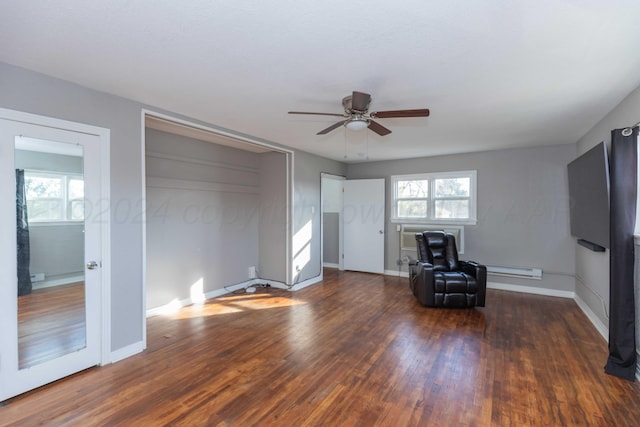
(345, 118, 369, 131)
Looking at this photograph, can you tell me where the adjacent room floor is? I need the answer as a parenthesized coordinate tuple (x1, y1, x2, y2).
(2, 269, 639, 426)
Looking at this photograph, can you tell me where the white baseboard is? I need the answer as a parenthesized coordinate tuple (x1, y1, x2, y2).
(573, 293, 608, 342)
(323, 262, 339, 269)
(204, 281, 250, 299)
(145, 277, 295, 318)
(109, 341, 145, 364)
(145, 280, 255, 317)
(290, 274, 323, 291)
(258, 279, 289, 290)
(32, 274, 84, 290)
(384, 269, 409, 278)
(487, 281, 575, 299)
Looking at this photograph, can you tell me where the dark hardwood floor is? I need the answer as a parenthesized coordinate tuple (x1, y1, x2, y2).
(2, 269, 640, 426)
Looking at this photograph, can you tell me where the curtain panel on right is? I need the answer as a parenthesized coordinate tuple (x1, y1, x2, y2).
(605, 126, 638, 381)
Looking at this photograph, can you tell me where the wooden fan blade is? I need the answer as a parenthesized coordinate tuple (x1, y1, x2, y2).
(371, 109, 430, 118)
(368, 120, 392, 136)
(288, 111, 346, 117)
(317, 120, 347, 135)
(351, 91, 371, 112)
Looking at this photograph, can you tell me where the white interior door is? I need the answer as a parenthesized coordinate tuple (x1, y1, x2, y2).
(0, 117, 102, 401)
(343, 178, 385, 274)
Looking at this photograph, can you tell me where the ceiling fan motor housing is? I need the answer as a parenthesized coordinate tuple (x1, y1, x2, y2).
(342, 95, 371, 113)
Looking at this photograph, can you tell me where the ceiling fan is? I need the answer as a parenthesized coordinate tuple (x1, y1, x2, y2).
(288, 91, 429, 136)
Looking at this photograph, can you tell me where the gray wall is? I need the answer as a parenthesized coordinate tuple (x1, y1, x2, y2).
(575, 84, 640, 328)
(28, 224, 84, 284)
(145, 128, 262, 309)
(322, 176, 343, 265)
(1, 61, 347, 354)
(259, 151, 288, 282)
(1, 62, 144, 351)
(1, 62, 144, 352)
(322, 213, 340, 264)
(15, 150, 83, 173)
(293, 150, 347, 283)
(347, 143, 576, 292)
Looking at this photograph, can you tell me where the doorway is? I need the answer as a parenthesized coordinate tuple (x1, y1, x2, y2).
(0, 109, 110, 402)
(141, 111, 293, 323)
(321, 176, 386, 274)
(321, 173, 345, 270)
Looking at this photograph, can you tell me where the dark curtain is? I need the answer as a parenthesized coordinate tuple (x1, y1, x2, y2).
(16, 169, 32, 296)
(605, 127, 638, 381)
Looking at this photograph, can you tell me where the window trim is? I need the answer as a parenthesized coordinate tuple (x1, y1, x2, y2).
(391, 170, 477, 225)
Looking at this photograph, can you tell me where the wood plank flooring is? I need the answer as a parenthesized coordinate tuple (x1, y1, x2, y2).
(2, 269, 640, 426)
(18, 283, 86, 369)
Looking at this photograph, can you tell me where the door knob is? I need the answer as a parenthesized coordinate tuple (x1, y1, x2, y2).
(86, 261, 99, 270)
(379, 230, 384, 234)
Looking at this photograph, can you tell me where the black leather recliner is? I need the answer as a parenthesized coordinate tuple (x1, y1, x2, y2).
(409, 231, 486, 308)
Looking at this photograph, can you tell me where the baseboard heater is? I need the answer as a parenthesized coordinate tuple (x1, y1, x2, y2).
(486, 265, 542, 280)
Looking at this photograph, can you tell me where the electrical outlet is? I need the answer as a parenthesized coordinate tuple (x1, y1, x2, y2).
(248, 266, 257, 279)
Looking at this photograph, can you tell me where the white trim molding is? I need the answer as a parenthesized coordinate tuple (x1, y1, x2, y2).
(573, 293, 608, 342)
(109, 341, 145, 364)
(290, 275, 324, 291)
(487, 281, 574, 299)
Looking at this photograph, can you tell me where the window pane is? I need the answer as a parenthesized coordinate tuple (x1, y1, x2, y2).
(69, 200, 84, 220)
(68, 178, 84, 199)
(27, 199, 63, 220)
(435, 200, 469, 219)
(397, 200, 427, 218)
(25, 176, 62, 199)
(397, 180, 428, 198)
(434, 177, 470, 197)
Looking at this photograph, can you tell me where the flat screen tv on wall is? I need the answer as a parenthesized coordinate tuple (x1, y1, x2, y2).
(567, 141, 610, 251)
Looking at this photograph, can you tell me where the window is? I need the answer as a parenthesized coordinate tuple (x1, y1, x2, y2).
(391, 170, 476, 224)
(24, 171, 84, 222)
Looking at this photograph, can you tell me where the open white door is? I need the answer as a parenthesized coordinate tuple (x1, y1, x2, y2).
(0, 114, 105, 402)
(343, 178, 385, 274)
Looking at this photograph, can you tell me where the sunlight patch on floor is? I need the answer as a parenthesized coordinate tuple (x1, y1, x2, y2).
(167, 292, 307, 319)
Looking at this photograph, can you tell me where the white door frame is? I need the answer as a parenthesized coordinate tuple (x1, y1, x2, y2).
(0, 108, 111, 397)
(320, 173, 345, 270)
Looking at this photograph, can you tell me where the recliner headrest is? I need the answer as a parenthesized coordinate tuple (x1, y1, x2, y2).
(424, 231, 447, 247)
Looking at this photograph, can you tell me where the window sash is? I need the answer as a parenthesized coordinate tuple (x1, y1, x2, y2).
(24, 170, 84, 223)
(392, 171, 476, 224)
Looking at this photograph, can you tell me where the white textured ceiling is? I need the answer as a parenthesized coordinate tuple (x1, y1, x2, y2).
(2, 1, 640, 162)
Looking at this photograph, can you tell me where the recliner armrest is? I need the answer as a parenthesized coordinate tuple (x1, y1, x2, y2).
(459, 260, 487, 307)
(408, 260, 419, 278)
(410, 261, 435, 306)
(414, 261, 433, 273)
(459, 260, 484, 278)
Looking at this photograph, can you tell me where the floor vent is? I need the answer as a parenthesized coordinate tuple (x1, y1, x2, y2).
(486, 265, 542, 280)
